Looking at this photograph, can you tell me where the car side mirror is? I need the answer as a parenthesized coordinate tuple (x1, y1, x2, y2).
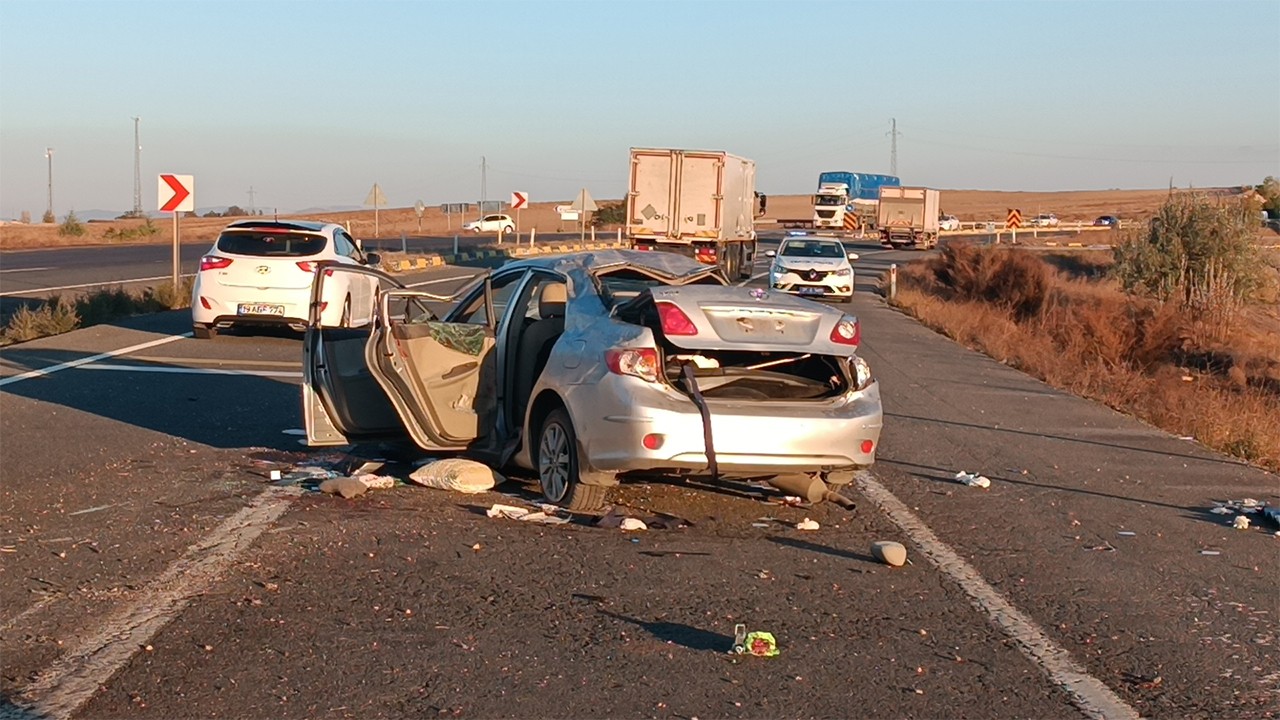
(765, 250, 776, 258)
(364, 252, 382, 266)
(847, 252, 859, 261)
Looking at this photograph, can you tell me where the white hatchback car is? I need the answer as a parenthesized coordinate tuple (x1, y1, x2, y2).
(463, 214, 515, 234)
(1031, 213, 1060, 227)
(939, 214, 960, 231)
(190, 220, 381, 339)
(766, 235, 858, 303)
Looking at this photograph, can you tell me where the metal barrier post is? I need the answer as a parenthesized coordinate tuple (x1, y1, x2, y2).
(401, 232, 407, 254)
(453, 235, 459, 256)
(530, 228, 537, 247)
(889, 264, 898, 300)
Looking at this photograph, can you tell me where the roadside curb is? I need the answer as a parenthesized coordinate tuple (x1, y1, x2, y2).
(383, 240, 628, 273)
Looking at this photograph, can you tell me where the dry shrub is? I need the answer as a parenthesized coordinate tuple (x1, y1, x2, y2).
(0, 299, 79, 344)
(916, 242, 1051, 319)
(0, 280, 193, 346)
(891, 247, 1280, 471)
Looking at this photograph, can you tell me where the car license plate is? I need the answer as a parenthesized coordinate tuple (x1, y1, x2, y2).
(237, 303, 285, 316)
(798, 287, 825, 296)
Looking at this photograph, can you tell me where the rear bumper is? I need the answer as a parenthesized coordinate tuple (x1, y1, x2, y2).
(567, 374, 883, 475)
(191, 280, 335, 326)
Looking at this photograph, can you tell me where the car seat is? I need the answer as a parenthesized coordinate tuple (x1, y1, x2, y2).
(513, 282, 567, 425)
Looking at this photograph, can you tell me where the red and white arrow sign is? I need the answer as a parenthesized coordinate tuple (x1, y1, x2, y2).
(158, 174, 194, 213)
(510, 191, 528, 211)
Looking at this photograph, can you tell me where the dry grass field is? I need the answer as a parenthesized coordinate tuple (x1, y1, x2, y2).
(2, 187, 1268, 251)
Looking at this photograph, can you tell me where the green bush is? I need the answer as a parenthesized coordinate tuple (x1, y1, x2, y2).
(591, 200, 626, 227)
(58, 210, 85, 237)
(42, 210, 55, 224)
(1113, 192, 1262, 334)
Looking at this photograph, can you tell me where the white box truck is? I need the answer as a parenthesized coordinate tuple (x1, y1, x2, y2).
(877, 186, 941, 250)
(626, 148, 759, 280)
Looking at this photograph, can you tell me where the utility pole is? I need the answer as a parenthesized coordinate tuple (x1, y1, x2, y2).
(887, 118, 901, 177)
(132, 116, 142, 216)
(44, 147, 54, 221)
(480, 156, 487, 213)
(247, 186, 256, 215)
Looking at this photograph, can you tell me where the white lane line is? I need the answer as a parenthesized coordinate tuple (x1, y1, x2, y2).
(0, 333, 191, 388)
(0, 273, 196, 297)
(128, 356, 299, 368)
(405, 273, 481, 288)
(736, 271, 768, 287)
(854, 470, 1139, 720)
(0, 266, 52, 274)
(15, 486, 302, 720)
(73, 363, 302, 379)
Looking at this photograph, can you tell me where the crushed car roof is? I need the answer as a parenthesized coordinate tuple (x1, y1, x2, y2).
(503, 249, 723, 281)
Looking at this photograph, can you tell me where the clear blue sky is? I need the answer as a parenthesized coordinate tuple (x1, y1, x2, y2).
(2, 0, 1277, 217)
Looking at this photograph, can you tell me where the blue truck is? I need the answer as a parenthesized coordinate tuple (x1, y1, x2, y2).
(812, 172, 901, 232)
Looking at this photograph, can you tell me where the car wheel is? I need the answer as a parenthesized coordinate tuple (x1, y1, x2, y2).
(504, 225, 514, 235)
(537, 407, 608, 512)
(193, 323, 216, 340)
(472, 227, 481, 234)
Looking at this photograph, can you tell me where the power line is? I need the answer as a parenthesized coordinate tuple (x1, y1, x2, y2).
(908, 136, 1272, 164)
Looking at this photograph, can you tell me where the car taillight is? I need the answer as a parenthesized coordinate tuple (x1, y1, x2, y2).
(656, 301, 698, 336)
(605, 348, 659, 383)
(830, 316, 861, 346)
(694, 247, 717, 264)
(199, 255, 233, 271)
(297, 261, 315, 272)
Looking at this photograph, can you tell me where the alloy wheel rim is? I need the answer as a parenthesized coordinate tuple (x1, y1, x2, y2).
(539, 422, 569, 501)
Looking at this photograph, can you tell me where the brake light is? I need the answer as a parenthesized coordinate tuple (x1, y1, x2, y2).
(694, 247, 717, 264)
(656, 301, 698, 336)
(199, 255, 233, 271)
(605, 348, 659, 383)
(830, 317, 861, 346)
(297, 261, 315, 272)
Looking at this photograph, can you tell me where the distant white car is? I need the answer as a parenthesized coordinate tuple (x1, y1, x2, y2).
(190, 220, 381, 339)
(464, 214, 515, 234)
(939, 214, 960, 231)
(1031, 213, 1060, 227)
(766, 235, 858, 303)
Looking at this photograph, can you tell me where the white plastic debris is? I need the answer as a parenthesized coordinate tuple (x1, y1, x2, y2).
(355, 474, 396, 490)
(619, 518, 647, 531)
(269, 470, 282, 481)
(409, 458, 502, 493)
(871, 540, 907, 567)
(955, 471, 991, 489)
(486, 504, 530, 520)
(1233, 515, 1251, 530)
(1209, 506, 1234, 515)
(795, 518, 820, 531)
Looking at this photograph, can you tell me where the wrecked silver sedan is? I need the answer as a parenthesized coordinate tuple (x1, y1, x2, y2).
(302, 250, 883, 511)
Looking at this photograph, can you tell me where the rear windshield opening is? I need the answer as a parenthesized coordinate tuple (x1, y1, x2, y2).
(598, 268, 724, 307)
(216, 231, 327, 257)
(616, 291, 849, 401)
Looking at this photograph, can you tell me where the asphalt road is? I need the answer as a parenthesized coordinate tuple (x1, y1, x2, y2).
(0, 232, 592, 311)
(1, 242, 1276, 719)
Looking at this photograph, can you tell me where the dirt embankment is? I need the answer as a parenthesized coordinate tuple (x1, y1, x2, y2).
(4, 187, 1262, 252)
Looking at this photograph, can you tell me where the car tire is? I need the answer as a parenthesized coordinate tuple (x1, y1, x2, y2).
(537, 407, 608, 512)
(503, 225, 514, 235)
(472, 227, 481, 234)
(193, 323, 216, 340)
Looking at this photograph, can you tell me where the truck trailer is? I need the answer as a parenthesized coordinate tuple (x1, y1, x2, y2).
(877, 186, 941, 249)
(626, 148, 758, 280)
(812, 171, 900, 233)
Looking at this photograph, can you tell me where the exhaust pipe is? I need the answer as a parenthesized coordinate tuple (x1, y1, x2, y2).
(765, 474, 857, 509)
(767, 474, 829, 504)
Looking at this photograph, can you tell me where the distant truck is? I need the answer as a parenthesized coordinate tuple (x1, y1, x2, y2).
(813, 171, 901, 233)
(877, 186, 940, 249)
(626, 148, 759, 280)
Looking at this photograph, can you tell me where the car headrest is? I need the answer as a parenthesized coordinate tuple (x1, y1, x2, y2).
(538, 283, 567, 319)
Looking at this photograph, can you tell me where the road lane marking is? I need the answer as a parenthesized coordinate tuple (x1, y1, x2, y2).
(0, 273, 196, 297)
(73, 363, 302, 379)
(0, 266, 52, 274)
(127, 356, 299, 367)
(854, 470, 1139, 720)
(0, 333, 191, 388)
(14, 486, 302, 720)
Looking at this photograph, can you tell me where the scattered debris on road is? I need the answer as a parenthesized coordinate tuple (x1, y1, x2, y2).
(730, 624, 779, 657)
(409, 458, 503, 493)
(871, 540, 907, 567)
(954, 471, 991, 489)
(795, 518, 820, 531)
(318, 477, 368, 499)
(485, 503, 571, 525)
(1233, 515, 1251, 530)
